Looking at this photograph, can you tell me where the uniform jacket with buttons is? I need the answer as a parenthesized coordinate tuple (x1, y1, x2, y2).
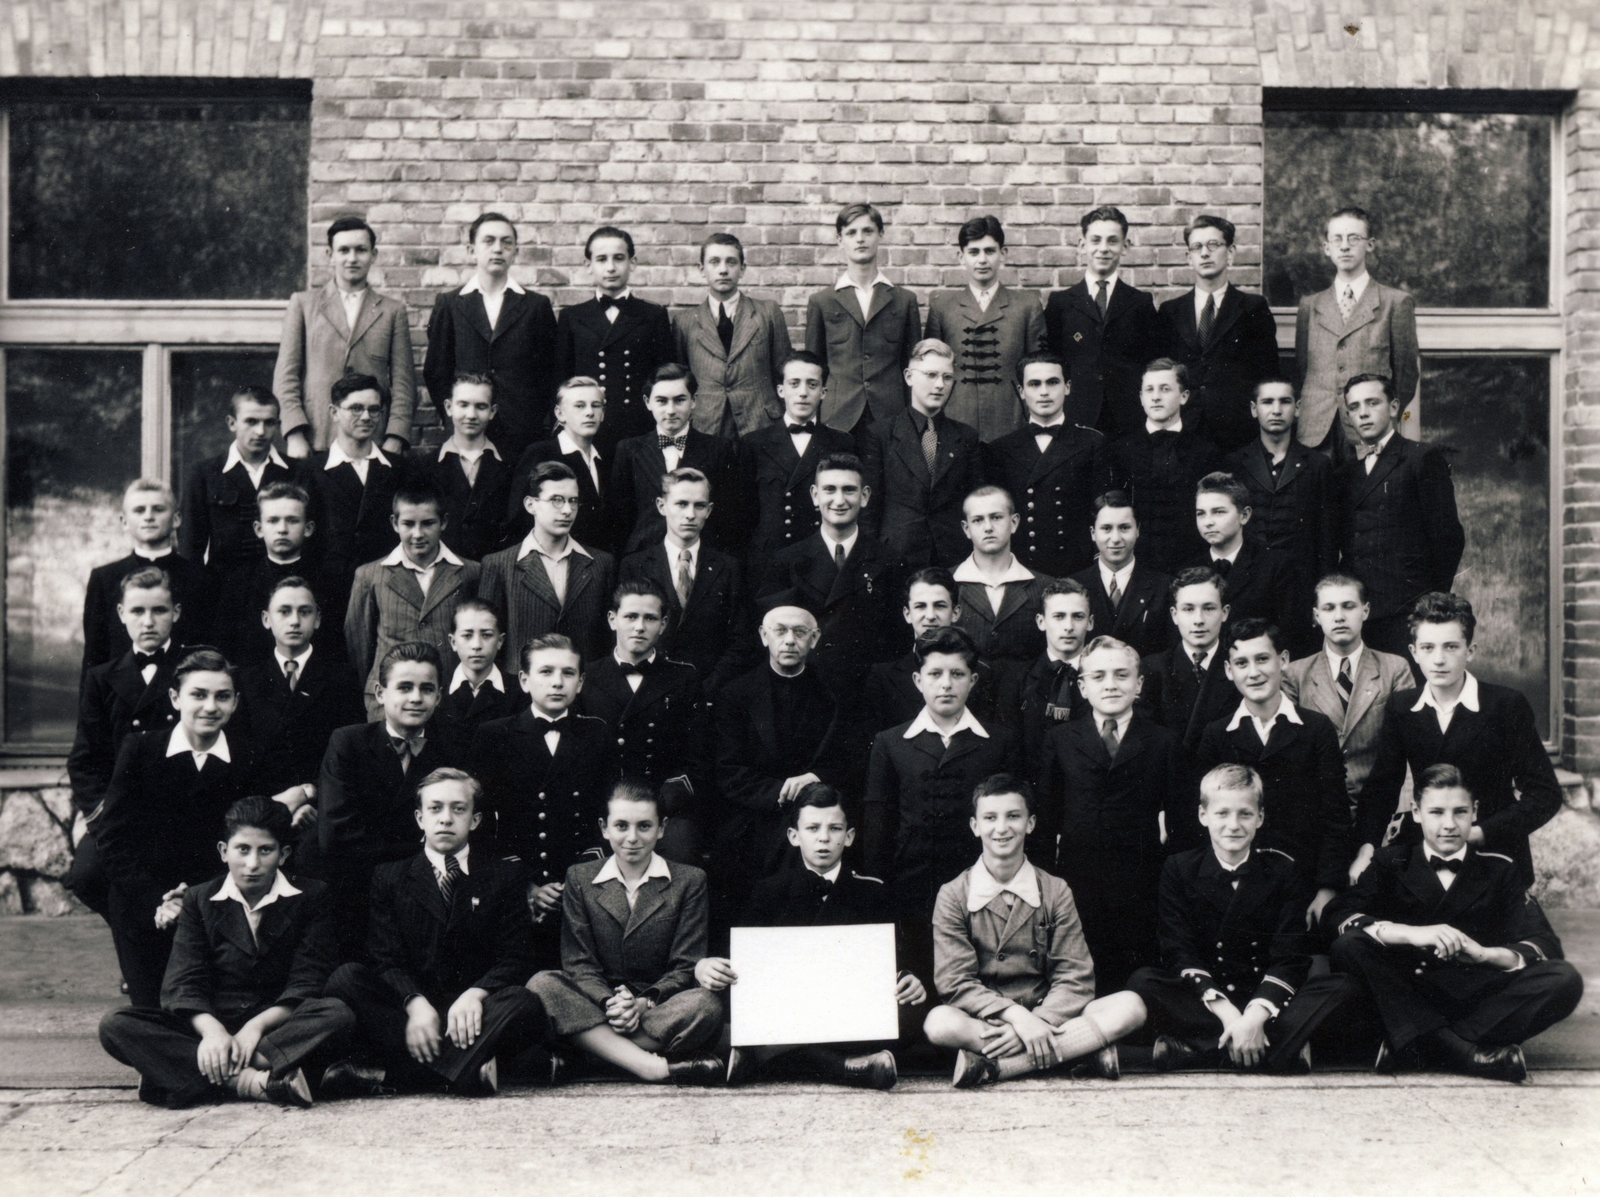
(609, 428, 740, 555)
(468, 710, 616, 888)
(859, 409, 985, 569)
(1283, 646, 1415, 802)
(619, 542, 753, 696)
(1044, 280, 1163, 439)
(179, 452, 320, 581)
(506, 438, 614, 555)
(931, 861, 1096, 1025)
(556, 855, 709, 1006)
(1157, 845, 1315, 1012)
(738, 421, 859, 579)
(1157, 286, 1281, 453)
(1294, 279, 1419, 450)
(68, 651, 181, 818)
(1108, 426, 1223, 576)
(579, 655, 710, 817)
(555, 296, 678, 460)
(983, 423, 1116, 577)
(923, 285, 1046, 442)
(673, 295, 793, 437)
(805, 282, 922, 433)
(1070, 560, 1173, 660)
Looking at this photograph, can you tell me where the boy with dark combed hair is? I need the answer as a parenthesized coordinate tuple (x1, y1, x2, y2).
(406, 372, 513, 563)
(435, 598, 520, 737)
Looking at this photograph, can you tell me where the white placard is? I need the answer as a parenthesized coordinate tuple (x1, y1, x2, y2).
(728, 923, 901, 1047)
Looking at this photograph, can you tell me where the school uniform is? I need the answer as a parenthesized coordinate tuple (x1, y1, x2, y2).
(1043, 276, 1163, 439)
(864, 651, 999, 748)
(1138, 642, 1247, 847)
(527, 855, 724, 1055)
(236, 647, 366, 816)
(1323, 843, 1583, 1053)
(81, 550, 212, 676)
(1129, 846, 1361, 1069)
(1109, 425, 1224, 575)
(309, 444, 400, 610)
(950, 556, 1052, 688)
(1070, 558, 1174, 660)
(215, 556, 343, 667)
(99, 873, 355, 1108)
(1187, 540, 1302, 648)
(96, 728, 254, 1008)
(326, 849, 545, 1090)
(506, 434, 612, 554)
(554, 293, 678, 459)
(1357, 676, 1562, 889)
(1157, 285, 1281, 453)
(423, 280, 561, 462)
(608, 427, 739, 555)
(1294, 276, 1419, 451)
(1000, 651, 1094, 784)
(1283, 644, 1416, 808)
(477, 533, 617, 671)
(923, 285, 1046, 442)
(737, 419, 859, 580)
(619, 540, 752, 696)
(436, 665, 522, 743)
(405, 442, 513, 563)
(1039, 711, 1181, 992)
(673, 294, 793, 438)
(982, 421, 1116, 577)
(804, 276, 922, 434)
(344, 545, 482, 713)
(179, 447, 319, 583)
(859, 407, 984, 569)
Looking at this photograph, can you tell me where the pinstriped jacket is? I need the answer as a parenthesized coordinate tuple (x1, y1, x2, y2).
(477, 538, 617, 670)
(344, 552, 482, 707)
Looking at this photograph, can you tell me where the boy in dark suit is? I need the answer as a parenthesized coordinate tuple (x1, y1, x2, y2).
(581, 580, 710, 865)
(1156, 215, 1280, 453)
(180, 385, 317, 585)
(1044, 206, 1162, 439)
(1139, 567, 1236, 758)
(1190, 471, 1300, 646)
(555, 226, 678, 459)
(859, 339, 984, 570)
(326, 769, 546, 1095)
(1128, 764, 1362, 1073)
(310, 373, 401, 609)
(982, 351, 1114, 577)
(1070, 490, 1172, 659)
(407, 372, 511, 562)
(82, 479, 210, 675)
(98, 797, 355, 1107)
(1356, 592, 1561, 891)
(507, 376, 612, 553)
(1338, 373, 1464, 657)
(96, 649, 254, 1008)
(619, 467, 750, 697)
(526, 781, 725, 1085)
(865, 567, 997, 741)
(437, 598, 519, 738)
(215, 481, 339, 666)
(950, 485, 1052, 694)
(1039, 635, 1181, 993)
(1325, 764, 1583, 1082)
(610, 363, 739, 555)
(1195, 619, 1352, 924)
(1005, 578, 1096, 777)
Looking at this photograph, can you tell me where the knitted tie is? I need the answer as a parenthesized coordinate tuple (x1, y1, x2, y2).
(439, 852, 463, 908)
(676, 548, 694, 607)
(921, 418, 938, 475)
(1337, 284, 1356, 322)
(1198, 293, 1216, 348)
(1336, 655, 1354, 709)
(1101, 716, 1121, 760)
(717, 303, 734, 352)
(1095, 279, 1109, 319)
(1192, 650, 1207, 682)
(283, 657, 299, 692)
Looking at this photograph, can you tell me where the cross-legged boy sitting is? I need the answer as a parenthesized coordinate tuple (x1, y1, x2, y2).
(527, 780, 725, 1086)
(923, 774, 1145, 1087)
(1127, 763, 1362, 1074)
(99, 797, 354, 1108)
(325, 768, 545, 1096)
(696, 783, 928, 1090)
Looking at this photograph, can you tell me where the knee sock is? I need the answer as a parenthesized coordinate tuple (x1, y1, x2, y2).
(1051, 1010, 1112, 1063)
(231, 1067, 269, 1101)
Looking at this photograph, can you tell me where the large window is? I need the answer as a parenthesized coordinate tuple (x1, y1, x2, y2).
(0, 80, 307, 752)
(1263, 90, 1564, 741)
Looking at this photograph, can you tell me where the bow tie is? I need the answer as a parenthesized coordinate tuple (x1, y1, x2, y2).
(1210, 557, 1232, 579)
(133, 648, 167, 667)
(390, 732, 425, 757)
(1029, 423, 1062, 438)
(1431, 856, 1463, 874)
(658, 433, 688, 452)
(620, 659, 656, 677)
(532, 716, 564, 735)
(601, 296, 622, 314)
(806, 869, 835, 893)
(787, 422, 817, 434)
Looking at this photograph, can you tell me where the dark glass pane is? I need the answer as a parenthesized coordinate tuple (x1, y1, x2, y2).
(1418, 355, 1550, 738)
(1264, 112, 1551, 308)
(5, 349, 143, 744)
(8, 99, 308, 300)
(171, 351, 281, 490)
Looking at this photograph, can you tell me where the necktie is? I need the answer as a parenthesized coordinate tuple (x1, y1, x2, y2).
(1192, 650, 1207, 682)
(658, 433, 688, 453)
(717, 302, 734, 352)
(1336, 656, 1353, 709)
(1101, 716, 1120, 760)
(1198, 293, 1216, 348)
(1048, 662, 1078, 718)
(921, 418, 938, 475)
(1029, 423, 1060, 439)
(1338, 285, 1356, 321)
(787, 422, 817, 434)
(1432, 857, 1462, 875)
(833, 541, 847, 572)
(440, 853, 463, 907)
(1095, 279, 1109, 319)
(283, 657, 299, 691)
(1107, 575, 1123, 610)
(676, 548, 694, 607)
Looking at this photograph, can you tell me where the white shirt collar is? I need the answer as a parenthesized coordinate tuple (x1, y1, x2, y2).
(439, 439, 502, 462)
(1184, 642, 1219, 671)
(325, 441, 391, 470)
(708, 292, 740, 316)
(806, 861, 844, 883)
(224, 443, 289, 475)
(424, 843, 470, 876)
(1213, 850, 1250, 874)
(1367, 428, 1397, 458)
(1425, 844, 1468, 864)
(951, 555, 1035, 586)
(1413, 672, 1481, 717)
(836, 271, 893, 292)
(819, 526, 859, 558)
(459, 274, 525, 295)
(596, 288, 631, 303)
(211, 870, 302, 937)
(1084, 270, 1119, 294)
(557, 429, 599, 462)
(593, 852, 672, 888)
(968, 281, 999, 307)
(665, 536, 700, 571)
(1092, 707, 1134, 742)
(1209, 541, 1243, 566)
(517, 531, 592, 563)
(450, 663, 505, 694)
(382, 542, 465, 570)
(1099, 557, 1135, 591)
(1194, 282, 1229, 317)
(1326, 643, 1364, 679)
(131, 543, 174, 561)
(166, 725, 231, 764)
(967, 858, 1041, 913)
(1226, 693, 1303, 737)
(1339, 271, 1371, 304)
(1146, 418, 1183, 436)
(275, 644, 314, 674)
(905, 706, 989, 743)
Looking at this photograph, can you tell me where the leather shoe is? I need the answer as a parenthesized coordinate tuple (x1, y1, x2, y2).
(667, 1053, 725, 1087)
(319, 1060, 392, 1100)
(1462, 1043, 1528, 1084)
(725, 1047, 759, 1087)
(836, 1049, 898, 1091)
(1277, 1042, 1313, 1076)
(263, 1067, 314, 1109)
(1373, 1039, 1421, 1075)
(1070, 1045, 1120, 1080)
(1151, 1034, 1204, 1073)
(952, 1049, 999, 1089)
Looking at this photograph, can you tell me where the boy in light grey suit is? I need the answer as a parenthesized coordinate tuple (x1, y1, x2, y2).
(1293, 206, 1419, 455)
(275, 216, 417, 456)
(674, 233, 793, 439)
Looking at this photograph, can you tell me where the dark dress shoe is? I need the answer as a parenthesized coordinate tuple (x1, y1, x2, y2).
(725, 1047, 760, 1087)
(264, 1067, 314, 1108)
(319, 1060, 392, 1099)
(815, 1048, 896, 1091)
(952, 1049, 999, 1089)
(1151, 1034, 1204, 1073)
(667, 1054, 725, 1087)
(1463, 1044, 1528, 1084)
(1069, 1045, 1120, 1080)
(1373, 1039, 1422, 1075)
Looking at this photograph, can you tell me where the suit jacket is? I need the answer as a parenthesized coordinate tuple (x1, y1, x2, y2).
(1295, 279, 1420, 449)
(739, 867, 897, 929)
(96, 730, 254, 917)
(1338, 435, 1465, 620)
(68, 651, 180, 818)
(309, 451, 400, 595)
(1156, 846, 1315, 1011)
(1358, 681, 1561, 887)
(579, 655, 710, 814)
(1043, 279, 1163, 438)
(1157, 287, 1281, 452)
(931, 861, 1095, 1024)
(179, 453, 319, 581)
(162, 874, 341, 1019)
(436, 676, 523, 744)
(368, 852, 536, 1008)
(738, 420, 859, 576)
(403, 445, 513, 563)
(1139, 644, 1239, 753)
(866, 651, 1000, 746)
(275, 282, 417, 450)
(81, 550, 212, 676)
(757, 532, 905, 691)
(236, 651, 366, 795)
(506, 438, 612, 554)
(1071, 560, 1173, 660)
(467, 710, 615, 887)
(619, 541, 752, 695)
(859, 409, 984, 569)
(1003, 653, 1093, 782)
(609, 428, 739, 555)
(423, 284, 560, 460)
(1189, 540, 1300, 646)
(924, 285, 1046, 442)
(555, 296, 678, 459)
(215, 557, 342, 667)
(953, 570, 1052, 666)
(1108, 426, 1223, 575)
(1039, 712, 1180, 870)
(1195, 704, 1353, 889)
(805, 282, 922, 432)
(344, 555, 482, 700)
(317, 720, 463, 870)
(673, 295, 793, 437)
(983, 423, 1115, 577)
(556, 856, 709, 1005)
(1283, 646, 1415, 802)
(477, 539, 617, 669)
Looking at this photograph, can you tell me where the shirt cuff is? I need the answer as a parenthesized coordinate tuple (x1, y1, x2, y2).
(1244, 997, 1280, 1020)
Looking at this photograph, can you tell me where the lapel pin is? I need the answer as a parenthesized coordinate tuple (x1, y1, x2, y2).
(471, 897, 480, 910)
(1073, 332, 1083, 342)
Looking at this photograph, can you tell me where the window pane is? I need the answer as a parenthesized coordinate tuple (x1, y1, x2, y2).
(171, 350, 281, 489)
(1264, 112, 1551, 308)
(5, 349, 143, 745)
(1418, 355, 1550, 738)
(8, 99, 309, 300)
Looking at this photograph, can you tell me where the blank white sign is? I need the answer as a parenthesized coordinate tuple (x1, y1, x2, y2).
(728, 923, 901, 1047)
